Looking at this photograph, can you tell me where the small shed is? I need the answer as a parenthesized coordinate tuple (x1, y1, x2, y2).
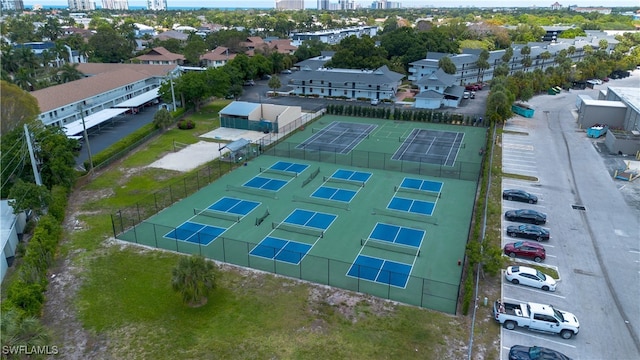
(221, 138, 251, 162)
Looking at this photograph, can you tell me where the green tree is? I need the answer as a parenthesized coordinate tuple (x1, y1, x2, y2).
(57, 63, 84, 83)
(268, 76, 282, 95)
(0, 308, 51, 351)
(502, 47, 513, 63)
(153, 108, 173, 130)
(325, 35, 389, 70)
(174, 71, 209, 110)
(183, 34, 207, 65)
(476, 49, 490, 82)
(0, 81, 40, 135)
(438, 56, 457, 75)
(171, 255, 216, 307)
(88, 25, 134, 63)
(7, 180, 51, 215)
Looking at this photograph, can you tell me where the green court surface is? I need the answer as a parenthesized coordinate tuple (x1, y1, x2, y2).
(117, 116, 486, 314)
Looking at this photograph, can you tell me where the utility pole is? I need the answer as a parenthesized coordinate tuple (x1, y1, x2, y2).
(78, 104, 94, 174)
(169, 70, 177, 111)
(23, 124, 42, 186)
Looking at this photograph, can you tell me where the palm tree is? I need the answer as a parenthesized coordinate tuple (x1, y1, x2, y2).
(0, 309, 51, 351)
(171, 255, 216, 307)
(57, 63, 84, 83)
(476, 49, 490, 83)
(13, 68, 35, 91)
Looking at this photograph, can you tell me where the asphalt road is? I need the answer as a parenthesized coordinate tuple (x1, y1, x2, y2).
(499, 72, 640, 360)
(74, 104, 158, 168)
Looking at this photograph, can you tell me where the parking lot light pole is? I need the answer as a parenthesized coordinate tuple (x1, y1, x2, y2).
(78, 104, 94, 174)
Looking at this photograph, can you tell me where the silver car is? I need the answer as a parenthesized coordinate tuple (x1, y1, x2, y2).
(505, 265, 556, 291)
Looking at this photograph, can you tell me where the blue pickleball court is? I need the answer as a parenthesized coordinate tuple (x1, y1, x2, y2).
(311, 186, 357, 203)
(400, 178, 443, 193)
(164, 221, 226, 245)
(346, 255, 412, 288)
(243, 176, 288, 191)
(369, 222, 424, 248)
(207, 197, 260, 217)
(387, 196, 436, 216)
(269, 161, 309, 174)
(249, 236, 313, 265)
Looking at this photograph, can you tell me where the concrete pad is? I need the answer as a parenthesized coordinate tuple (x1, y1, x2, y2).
(147, 141, 229, 172)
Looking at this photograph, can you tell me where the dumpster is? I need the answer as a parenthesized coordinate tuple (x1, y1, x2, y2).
(587, 124, 608, 138)
(512, 103, 535, 118)
(547, 88, 557, 95)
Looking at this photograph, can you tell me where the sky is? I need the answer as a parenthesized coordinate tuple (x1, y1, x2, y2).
(23, 0, 640, 9)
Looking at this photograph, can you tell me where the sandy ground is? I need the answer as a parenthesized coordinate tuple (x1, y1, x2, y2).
(147, 128, 267, 172)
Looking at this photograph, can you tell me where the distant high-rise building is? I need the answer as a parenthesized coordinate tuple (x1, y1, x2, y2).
(68, 0, 95, 11)
(276, 0, 303, 10)
(1, 0, 24, 10)
(372, 0, 400, 9)
(102, 0, 128, 10)
(148, 0, 167, 11)
(317, 0, 329, 10)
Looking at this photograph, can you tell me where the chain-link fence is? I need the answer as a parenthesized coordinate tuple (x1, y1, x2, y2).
(113, 218, 460, 314)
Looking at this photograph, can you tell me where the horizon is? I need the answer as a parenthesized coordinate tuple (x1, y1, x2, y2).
(23, 0, 640, 10)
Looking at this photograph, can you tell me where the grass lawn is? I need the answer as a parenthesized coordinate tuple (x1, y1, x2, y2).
(63, 100, 474, 359)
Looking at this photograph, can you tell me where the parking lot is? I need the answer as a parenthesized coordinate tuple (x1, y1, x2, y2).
(499, 73, 640, 359)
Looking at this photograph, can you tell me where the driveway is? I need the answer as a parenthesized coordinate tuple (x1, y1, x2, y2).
(499, 71, 640, 359)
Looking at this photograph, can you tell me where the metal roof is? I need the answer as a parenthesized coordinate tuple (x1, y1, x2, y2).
(219, 101, 261, 117)
(113, 88, 160, 108)
(63, 108, 128, 136)
(226, 138, 251, 152)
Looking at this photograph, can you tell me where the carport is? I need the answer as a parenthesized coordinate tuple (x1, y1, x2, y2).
(113, 88, 161, 114)
(63, 108, 129, 136)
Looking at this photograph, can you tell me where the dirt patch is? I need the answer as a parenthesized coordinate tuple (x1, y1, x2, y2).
(43, 190, 110, 360)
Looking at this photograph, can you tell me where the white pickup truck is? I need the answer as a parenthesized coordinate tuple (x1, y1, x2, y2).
(493, 300, 580, 339)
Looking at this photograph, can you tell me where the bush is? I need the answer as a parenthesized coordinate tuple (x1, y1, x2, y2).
(49, 185, 68, 222)
(177, 119, 195, 130)
(461, 270, 474, 315)
(85, 123, 158, 170)
(6, 280, 45, 317)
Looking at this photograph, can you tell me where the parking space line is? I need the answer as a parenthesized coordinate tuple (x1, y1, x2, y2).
(503, 283, 566, 299)
(506, 330, 578, 348)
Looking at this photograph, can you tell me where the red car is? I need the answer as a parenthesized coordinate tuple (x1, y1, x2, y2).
(503, 241, 546, 262)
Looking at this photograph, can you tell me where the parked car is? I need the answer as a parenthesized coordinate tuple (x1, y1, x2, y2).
(465, 84, 481, 91)
(261, 74, 272, 80)
(494, 300, 579, 339)
(281, 69, 292, 74)
(505, 209, 546, 225)
(504, 241, 546, 262)
(505, 266, 556, 291)
(508, 345, 573, 360)
(506, 224, 550, 241)
(503, 189, 538, 204)
(470, 91, 476, 99)
(243, 80, 255, 86)
(463, 91, 470, 99)
(370, 98, 379, 106)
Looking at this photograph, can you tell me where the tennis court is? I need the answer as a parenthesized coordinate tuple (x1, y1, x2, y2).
(296, 121, 377, 153)
(392, 129, 464, 166)
(116, 116, 486, 314)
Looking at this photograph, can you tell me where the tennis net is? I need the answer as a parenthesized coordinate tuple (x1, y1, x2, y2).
(399, 136, 465, 148)
(394, 185, 440, 197)
(261, 167, 298, 177)
(194, 208, 240, 222)
(312, 128, 370, 139)
(272, 221, 324, 238)
(226, 185, 278, 199)
(361, 238, 420, 256)
(323, 176, 365, 187)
